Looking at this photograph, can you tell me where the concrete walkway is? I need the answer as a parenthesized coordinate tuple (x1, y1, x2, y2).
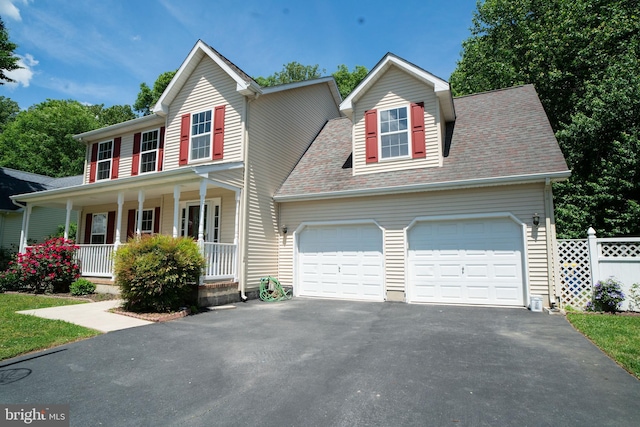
(17, 300, 153, 332)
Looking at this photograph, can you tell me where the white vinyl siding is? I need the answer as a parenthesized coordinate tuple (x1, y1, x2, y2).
(278, 183, 550, 302)
(164, 56, 244, 170)
(1, 208, 78, 248)
(244, 82, 340, 290)
(353, 66, 441, 175)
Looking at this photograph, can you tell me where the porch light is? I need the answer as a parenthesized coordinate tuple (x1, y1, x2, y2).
(281, 224, 288, 234)
(533, 213, 540, 227)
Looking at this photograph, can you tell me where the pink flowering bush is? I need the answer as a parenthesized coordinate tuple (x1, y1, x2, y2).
(12, 238, 81, 293)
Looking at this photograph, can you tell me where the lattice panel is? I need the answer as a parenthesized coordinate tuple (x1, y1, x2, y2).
(557, 239, 592, 309)
(600, 242, 640, 258)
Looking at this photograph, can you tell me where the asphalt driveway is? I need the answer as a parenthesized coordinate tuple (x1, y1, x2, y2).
(1, 299, 639, 426)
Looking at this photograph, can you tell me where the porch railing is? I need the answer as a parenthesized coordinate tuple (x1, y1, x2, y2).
(76, 244, 115, 277)
(202, 242, 236, 279)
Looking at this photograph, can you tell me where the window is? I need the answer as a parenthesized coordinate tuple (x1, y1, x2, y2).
(380, 106, 409, 159)
(190, 110, 212, 161)
(136, 209, 154, 234)
(91, 213, 107, 244)
(140, 130, 159, 173)
(96, 140, 113, 180)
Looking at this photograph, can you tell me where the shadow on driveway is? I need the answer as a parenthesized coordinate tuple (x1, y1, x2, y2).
(1, 299, 638, 426)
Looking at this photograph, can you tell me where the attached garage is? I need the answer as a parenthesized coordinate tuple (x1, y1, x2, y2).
(296, 223, 385, 301)
(407, 215, 526, 306)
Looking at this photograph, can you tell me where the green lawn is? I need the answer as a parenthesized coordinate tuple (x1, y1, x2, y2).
(0, 293, 101, 361)
(567, 313, 640, 379)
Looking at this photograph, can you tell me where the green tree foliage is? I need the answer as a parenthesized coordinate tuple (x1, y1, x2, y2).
(86, 103, 137, 127)
(134, 70, 177, 116)
(450, 0, 640, 238)
(332, 64, 368, 99)
(0, 96, 19, 132)
(255, 62, 325, 87)
(0, 99, 99, 177)
(0, 17, 20, 84)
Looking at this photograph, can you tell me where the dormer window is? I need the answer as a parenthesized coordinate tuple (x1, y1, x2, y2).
(380, 106, 409, 159)
(179, 106, 225, 165)
(96, 140, 113, 180)
(191, 110, 212, 161)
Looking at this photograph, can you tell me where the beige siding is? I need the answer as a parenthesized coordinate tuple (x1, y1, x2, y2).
(164, 57, 245, 170)
(1, 208, 79, 248)
(278, 183, 551, 301)
(244, 83, 340, 290)
(353, 67, 442, 175)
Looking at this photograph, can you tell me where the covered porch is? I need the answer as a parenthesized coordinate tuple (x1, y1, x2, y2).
(13, 164, 244, 283)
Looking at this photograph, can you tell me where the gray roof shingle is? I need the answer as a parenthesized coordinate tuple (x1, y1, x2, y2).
(275, 84, 569, 200)
(0, 168, 82, 211)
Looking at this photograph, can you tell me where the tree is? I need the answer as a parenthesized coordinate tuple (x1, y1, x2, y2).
(86, 104, 137, 127)
(0, 17, 20, 84)
(254, 62, 325, 87)
(0, 96, 19, 132)
(0, 100, 100, 177)
(332, 64, 368, 99)
(450, 0, 640, 238)
(134, 70, 176, 116)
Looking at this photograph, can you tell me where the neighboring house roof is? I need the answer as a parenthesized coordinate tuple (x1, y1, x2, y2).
(274, 84, 570, 201)
(0, 167, 82, 211)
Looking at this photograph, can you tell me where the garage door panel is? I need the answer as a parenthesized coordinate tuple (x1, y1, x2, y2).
(408, 218, 524, 306)
(298, 224, 384, 301)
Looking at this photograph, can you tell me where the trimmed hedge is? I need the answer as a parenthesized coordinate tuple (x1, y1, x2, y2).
(114, 235, 205, 312)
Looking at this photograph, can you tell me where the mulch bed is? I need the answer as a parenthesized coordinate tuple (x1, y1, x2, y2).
(109, 306, 192, 322)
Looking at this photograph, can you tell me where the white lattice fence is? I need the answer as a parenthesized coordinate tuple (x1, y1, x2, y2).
(557, 239, 592, 309)
(600, 241, 640, 258)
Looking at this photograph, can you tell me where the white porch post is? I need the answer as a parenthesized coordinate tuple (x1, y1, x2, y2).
(587, 227, 600, 287)
(19, 204, 32, 253)
(115, 192, 124, 249)
(136, 190, 145, 238)
(198, 180, 206, 247)
(64, 199, 73, 240)
(173, 185, 181, 238)
(233, 189, 241, 282)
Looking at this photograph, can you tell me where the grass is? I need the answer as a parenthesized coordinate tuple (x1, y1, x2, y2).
(567, 312, 640, 379)
(0, 293, 101, 361)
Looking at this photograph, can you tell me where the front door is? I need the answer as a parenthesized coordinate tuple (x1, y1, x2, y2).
(181, 200, 220, 242)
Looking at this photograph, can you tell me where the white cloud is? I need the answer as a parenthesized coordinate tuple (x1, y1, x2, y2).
(0, 0, 29, 21)
(5, 53, 38, 88)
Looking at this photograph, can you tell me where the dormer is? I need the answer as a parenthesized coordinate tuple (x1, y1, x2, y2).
(340, 53, 455, 176)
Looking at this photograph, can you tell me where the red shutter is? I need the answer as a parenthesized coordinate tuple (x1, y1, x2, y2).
(106, 211, 116, 244)
(111, 138, 121, 179)
(158, 126, 165, 171)
(212, 105, 225, 160)
(89, 143, 98, 183)
(153, 207, 161, 234)
(127, 209, 136, 239)
(411, 102, 426, 158)
(365, 109, 378, 163)
(84, 213, 93, 244)
(131, 133, 141, 175)
(179, 114, 190, 165)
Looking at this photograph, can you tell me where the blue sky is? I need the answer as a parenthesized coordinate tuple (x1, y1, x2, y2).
(1, 0, 479, 110)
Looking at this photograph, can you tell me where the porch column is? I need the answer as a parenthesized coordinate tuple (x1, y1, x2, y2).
(233, 189, 241, 282)
(173, 185, 181, 238)
(19, 204, 32, 253)
(64, 199, 73, 240)
(136, 190, 145, 238)
(115, 192, 124, 248)
(198, 180, 206, 247)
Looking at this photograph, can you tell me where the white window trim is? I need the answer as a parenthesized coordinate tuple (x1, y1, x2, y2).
(135, 208, 155, 234)
(378, 104, 411, 162)
(91, 212, 108, 244)
(96, 140, 113, 180)
(180, 198, 221, 242)
(139, 128, 160, 174)
(188, 110, 213, 163)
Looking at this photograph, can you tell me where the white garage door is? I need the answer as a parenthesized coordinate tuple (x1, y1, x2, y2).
(297, 224, 384, 301)
(408, 218, 525, 306)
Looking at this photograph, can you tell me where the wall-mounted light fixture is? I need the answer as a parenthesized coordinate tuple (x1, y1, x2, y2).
(281, 224, 288, 234)
(533, 213, 540, 227)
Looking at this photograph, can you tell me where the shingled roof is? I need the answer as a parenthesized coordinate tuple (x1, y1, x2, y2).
(0, 168, 82, 211)
(274, 84, 570, 201)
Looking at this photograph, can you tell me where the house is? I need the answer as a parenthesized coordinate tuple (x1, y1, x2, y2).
(11, 41, 570, 308)
(1, 167, 81, 251)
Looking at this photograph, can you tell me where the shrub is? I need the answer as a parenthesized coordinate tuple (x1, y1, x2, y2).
(14, 237, 81, 294)
(0, 269, 20, 293)
(48, 222, 77, 242)
(70, 278, 96, 296)
(585, 277, 625, 313)
(0, 246, 17, 271)
(113, 235, 205, 313)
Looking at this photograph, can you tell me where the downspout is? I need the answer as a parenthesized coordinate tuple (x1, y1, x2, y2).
(239, 95, 251, 302)
(544, 178, 559, 308)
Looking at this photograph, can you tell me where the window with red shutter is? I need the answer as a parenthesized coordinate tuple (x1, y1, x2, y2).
(179, 114, 190, 165)
(212, 105, 225, 160)
(132, 133, 141, 175)
(411, 102, 426, 158)
(111, 138, 121, 179)
(89, 144, 98, 183)
(365, 109, 378, 163)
